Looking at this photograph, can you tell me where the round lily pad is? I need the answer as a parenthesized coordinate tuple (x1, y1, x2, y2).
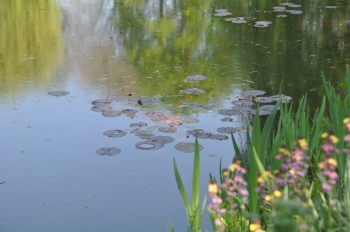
(106, 95, 126, 102)
(187, 129, 211, 139)
(91, 100, 111, 106)
(225, 18, 247, 24)
(175, 142, 203, 153)
(145, 111, 165, 121)
(287, 10, 303, 14)
(326, 6, 337, 9)
(91, 105, 112, 112)
(255, 97, 275, 103)
(215, 11, 232, 16)
(133, 130, 155, 139)
(270, 94, 292, 103)
(342, 20, 350, 24)
(137, 98, 161, 105)
(159, 127, 177, 133)
(251, 105, 279, 116)
(122, 109, 138, 115)
(183, 118, 199, 123)
(188, 103, 203, 109)
(102, 110, 122, 117)
(217, 127, 237, 134)
(277, 15, 288, 18)
(289, 4, 302, 7)
(243, 90, 266, 96)
(130, 122, 147, 127)
(147, 136, 175, 144)
(209, 134, 229, 140)
(218, 109, 240, 116)
(273, 6, 286, 11)
(186, 75, 207, 81)
(48, 91, 69, 97)
(221, 117, 233, 122)
(135, 141, 164, 150)
(231, 100, 254, 106)
(280, 3, 294, 6)
(103, 129, 127, 137)
(181, 88, 205, 95)
(255, 21, 272, 25)
(96, 147, 121, 156)
(254, 24, 269, 28)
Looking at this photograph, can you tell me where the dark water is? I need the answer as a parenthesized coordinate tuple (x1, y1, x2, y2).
(1, 0, 349, 231)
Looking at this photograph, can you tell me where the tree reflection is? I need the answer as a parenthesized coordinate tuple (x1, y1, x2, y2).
(0, 0, 63, 97)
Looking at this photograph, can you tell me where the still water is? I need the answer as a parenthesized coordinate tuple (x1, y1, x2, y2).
(1, 0, 349, 231)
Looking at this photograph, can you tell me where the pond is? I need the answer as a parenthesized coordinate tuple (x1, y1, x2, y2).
(1, 0, 349, 231)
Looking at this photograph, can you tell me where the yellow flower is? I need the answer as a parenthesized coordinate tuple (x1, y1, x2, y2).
(249, 223, 261, 232)
(230, 163, 238, 172)
(328, 158, 338, 167)
(289, 169, 296, 175)
(208, 180, 219, 193)
(329, 135, 339, 144)
(321, 132, 329, 138)
(343, 118, 350, 124)
(222, 169, 228, 177)
(279, 147, 286, 153)
(257, 176, 264, 183)
(298, 138, 308, 148)
(264, 195, 272, 201)
(274, 190, 282, 198)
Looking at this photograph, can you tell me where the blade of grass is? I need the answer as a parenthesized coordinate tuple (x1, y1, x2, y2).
(173, 158, 191, 219)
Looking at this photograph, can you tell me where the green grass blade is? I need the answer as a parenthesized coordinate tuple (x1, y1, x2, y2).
(173, 158, 191, 218)
(253, 147, 266, 174)
(191, 139, 201, 220)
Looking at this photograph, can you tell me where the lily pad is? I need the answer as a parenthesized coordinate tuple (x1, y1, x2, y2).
(287, 10, 303, 14)
(270, 94, 292, 103)
(130, 122, 147, 127)
(218, 109, 240, 116)
(91, 100, 111, 106)
(225, 18, 247, 24)
(255, 97, 275, 103)
(159, 127, 177, 133)
(289, 4, 302, 7)
(135, 141, 164, 150)
(103, 129, 127, 138)
(106, 96, 126, 102)
(145, 111, 165, 121)
(91, 105, 112, 112)
(175, 142, 203, 153)
(183, 118, 199, 123)
(181, 88, 205, 95)
(277, 15, 288, 18)
(186, 75, 207, 81)
(231, 99, 254, 107)
(221, 117, 233, 122)
(48, 91, 69, 97)
(232, 106, 253, 112)
(133, 130, 155, 139)
(244, 90, 266, 96)
(137, 98, 161, 105)
(217, 127, 237, 134)
(273, 6, 286, 11)
(102, 110, 122, 117)
(280, 3, 294, 6)
(122, 109, 138, 115)
(251, 105, 280, 116)
(96, 147, 121, 156)
(147, 136, 175, 144)
(209, 134, 229, 140)
(254, 24, 269, 28)
(325, 6, 337, 9)
(341, 20, 350, 24)
(215, 12, 232, 16)
(188, 103, 215, 109)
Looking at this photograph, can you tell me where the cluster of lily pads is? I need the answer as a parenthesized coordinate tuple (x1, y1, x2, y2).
(47, 76, 292, 156)
(214, 2, 306, 28)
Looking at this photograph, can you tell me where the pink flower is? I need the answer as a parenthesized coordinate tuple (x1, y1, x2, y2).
(344, 134, 350, 142)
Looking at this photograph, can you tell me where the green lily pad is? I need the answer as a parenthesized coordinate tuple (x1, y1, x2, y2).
(91, 106, 112, 112)
(102, 110, 122, 117)
(96, 147, 121, 156)
(218, 109, 240, 116)
(135, 141, 164, 150)
(130, 122, 147, 127)
(217, 127, 237, 134)
(243, 90, 266, 96)
(221, 117, 233, 122)
(91, 100, 111, 106)
(175, 142, 203, 153)
(147, 136, 175, 144)
(186, 75, 207, 81)
(181, 88, 205, 95)
(48, 91, 69, 97)
(103, 129, 127, 138)
(159, 127, 177, 133)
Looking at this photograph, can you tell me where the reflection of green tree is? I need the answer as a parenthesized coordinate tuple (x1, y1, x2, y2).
(115, 0, 246, 108)
(115, 0, 350, 110)
(0, 0, 63, 96)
